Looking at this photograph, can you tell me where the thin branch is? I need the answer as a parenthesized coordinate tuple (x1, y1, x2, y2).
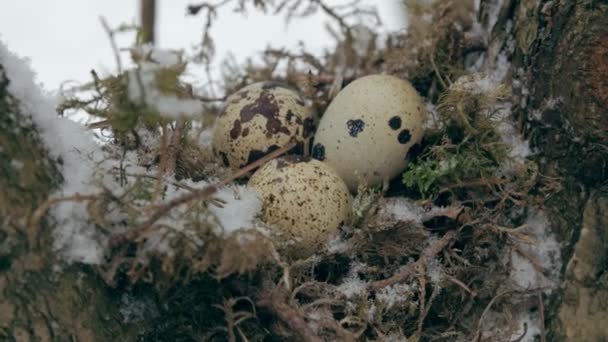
(110, 142, 296, 247)
(99, 16, 123, 73)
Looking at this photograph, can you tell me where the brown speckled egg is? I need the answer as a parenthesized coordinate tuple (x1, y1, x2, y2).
(212, 81, 316, 170)
(248, 156, 352, 258)
(312, 74, 426, 192)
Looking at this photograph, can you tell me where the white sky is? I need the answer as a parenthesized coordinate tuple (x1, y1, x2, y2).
(0, 0, 406, 92)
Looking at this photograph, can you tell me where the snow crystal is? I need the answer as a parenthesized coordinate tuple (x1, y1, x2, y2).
(0, 39, 104, 263)
(509, 209, 562, 293)
(209, 185, 263, 235)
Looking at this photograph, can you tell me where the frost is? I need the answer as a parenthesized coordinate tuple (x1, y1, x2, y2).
(0, 40, 104, 263)
(509, 209, 562, 293)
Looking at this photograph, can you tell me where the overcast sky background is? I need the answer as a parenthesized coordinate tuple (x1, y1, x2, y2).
(0, 1, 406, 94)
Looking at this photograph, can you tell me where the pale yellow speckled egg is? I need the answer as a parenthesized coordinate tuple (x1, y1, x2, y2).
(212, 81, 315, 170)
(312, 74, 427, 192)
(248, 156, 352, 258)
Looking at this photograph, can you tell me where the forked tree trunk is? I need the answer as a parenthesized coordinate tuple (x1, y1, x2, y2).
(0, 0, 607, 340)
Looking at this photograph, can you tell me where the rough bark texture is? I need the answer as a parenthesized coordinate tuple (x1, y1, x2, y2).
(0, 66, 137, 341)
(512, 0, 608, 340)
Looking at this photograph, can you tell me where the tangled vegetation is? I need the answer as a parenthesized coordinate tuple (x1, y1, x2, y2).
(48, 0, 562, 340)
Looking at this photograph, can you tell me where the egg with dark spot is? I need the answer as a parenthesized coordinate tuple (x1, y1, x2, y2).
(313, 75, 426, 192)
(248, 157, 352, 259)
(213, 82, 316, 169)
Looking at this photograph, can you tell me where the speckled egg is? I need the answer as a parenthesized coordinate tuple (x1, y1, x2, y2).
(248, 156, 352, 258)
(312, 74, 426, 192)
(212, 81, 315, 170)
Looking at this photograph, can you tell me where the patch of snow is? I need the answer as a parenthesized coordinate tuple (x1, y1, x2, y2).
(383, 333, 408, 342)
(326, 234, 351, 253)
(197, 127, 214, 148)
(209, 185, 263, 235)
(119, 293, 159, 324)
(378, 197, 425, 224)
(510, 311, 542, 342)
(337, 264, 368, 299)
(0, 39, 104, 264)
(423, 102, 442, 130)
(10, 159, 24, 170)
(376, 283, 413, 309)
(127, 47, 203, 119)
(426, 258, 445, 284)
(367, 302, 377, 321)
(481, 309, 541, 342)
(509, 209, 562, 293)
(494, 103, 531, 162)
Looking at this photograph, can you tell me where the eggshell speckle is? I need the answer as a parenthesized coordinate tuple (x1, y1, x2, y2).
(213, 82, 315, 169)
(313, 74, 426, 192)
(248, 156, 352, 258)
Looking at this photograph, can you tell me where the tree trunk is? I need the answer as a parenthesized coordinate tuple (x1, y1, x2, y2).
(509, 0, 608, 340)
(0, 65, 139, 341)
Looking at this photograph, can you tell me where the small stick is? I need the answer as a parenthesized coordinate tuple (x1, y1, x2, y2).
(99, 16, 123, 73)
